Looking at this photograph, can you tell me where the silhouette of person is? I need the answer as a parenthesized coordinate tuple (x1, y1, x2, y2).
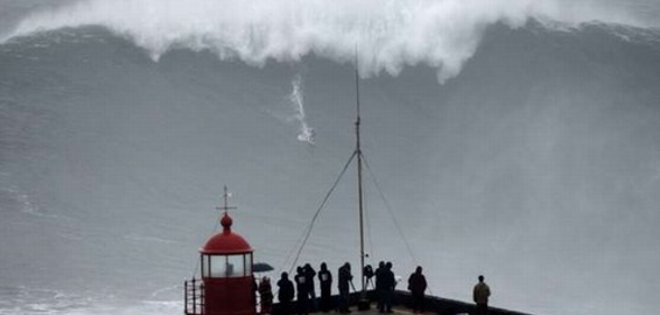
(295, 267, 310, 315)
(259, 276, 274, 314)
(318, 262, 333, 312)
(375, 261, 386, 312)
(473, 275, 491, 315)
(227, 262, 235, 276)
(337, 262, 353, 313)
(381, 262, 395, 313)
(407, 266, 427, 314)
(277, 272, 294, 315)
(304, 263, 317, 310)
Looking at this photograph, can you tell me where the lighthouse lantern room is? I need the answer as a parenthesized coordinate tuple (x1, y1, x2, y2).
(185, 187, 256, 315)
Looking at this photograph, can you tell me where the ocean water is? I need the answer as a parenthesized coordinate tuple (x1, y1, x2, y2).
(1, 2, 660, 315)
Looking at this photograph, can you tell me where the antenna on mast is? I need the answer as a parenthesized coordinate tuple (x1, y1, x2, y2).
(354, 44, 371, 311)
(355, 46, 361, 126)
(354, 44, 367, 296)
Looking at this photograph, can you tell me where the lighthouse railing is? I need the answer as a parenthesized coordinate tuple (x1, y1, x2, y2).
(184, 278, 204, 315)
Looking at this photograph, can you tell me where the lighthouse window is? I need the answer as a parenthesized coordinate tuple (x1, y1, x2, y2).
(201, 254, 210, 277)
(202, 253, 252, 278)
(244, 253, 252, 275)
(209, 255, 227, 277)
(227, 255, 245, 277)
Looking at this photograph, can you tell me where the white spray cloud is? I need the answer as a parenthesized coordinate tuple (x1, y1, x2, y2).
(289, 74, 315, 145)
(2, 0, 647, 82)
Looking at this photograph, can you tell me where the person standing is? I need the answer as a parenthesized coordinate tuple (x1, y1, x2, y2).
(375, 261, 385, 312)
(337, 262, 353, 313)
(277, 272, 294, 315)
(259, 276, 274, 314)
(382, 262, 395, 313)
(295, 267, 310, 315)
(473, 275, 491, 315)
(407, 266, 427, 314)
(318, 262, 333, 312)
(304, 263, 317, 311)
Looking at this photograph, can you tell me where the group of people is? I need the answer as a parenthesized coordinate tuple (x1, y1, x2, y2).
(275, 262, 350, 315)
(262, 261, 491, 315)
(269, 261, 407, 314)
(372, 261, 397, 313)
(256, 276, 274, 314)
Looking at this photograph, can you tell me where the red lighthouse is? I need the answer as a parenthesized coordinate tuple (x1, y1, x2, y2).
(185, 187, 256, 315)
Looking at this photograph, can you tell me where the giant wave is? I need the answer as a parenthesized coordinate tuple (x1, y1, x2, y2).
(1, 4, 660, 315)
(2, 0, 655, 82)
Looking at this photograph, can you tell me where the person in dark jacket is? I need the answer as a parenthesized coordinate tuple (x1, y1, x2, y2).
(375, 261, 385, 311)
(407, 266, 427, 314)
(337, 262, 353, 313)
(381, 262, 395, 313)
(304, 263, 317, 310)
(473, 275, 491, 315)
(318, 262, 333, 312)
(295, 267, 310, 315)
(277, 272, 294, 315)
(259, 276, 274, 314)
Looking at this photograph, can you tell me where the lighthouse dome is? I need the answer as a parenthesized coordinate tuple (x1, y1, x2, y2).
(201, 213, 253, 254)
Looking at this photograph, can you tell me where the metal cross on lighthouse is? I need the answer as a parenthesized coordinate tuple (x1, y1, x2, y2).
(216, 185, 237, 215)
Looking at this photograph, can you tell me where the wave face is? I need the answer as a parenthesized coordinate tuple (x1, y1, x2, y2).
(1, 10, 660, 315)
(3, 0, 653, 82)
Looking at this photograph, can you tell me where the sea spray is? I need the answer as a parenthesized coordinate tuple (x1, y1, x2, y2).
(3, 0, 648, 83)
(289, 75, 315, 145)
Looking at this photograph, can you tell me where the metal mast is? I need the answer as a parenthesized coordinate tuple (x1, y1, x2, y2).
(354, 54, 366, 294)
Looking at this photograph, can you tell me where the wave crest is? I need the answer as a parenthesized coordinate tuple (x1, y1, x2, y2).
(3, 0, 644, 82)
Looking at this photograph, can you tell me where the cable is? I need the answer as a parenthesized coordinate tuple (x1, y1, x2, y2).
(361, 156, 419, 266)
(363, 167, 375, 259)
(286, 150, 358, 274)
(362, 156, 435, 296)
(279, 221, 313, 273)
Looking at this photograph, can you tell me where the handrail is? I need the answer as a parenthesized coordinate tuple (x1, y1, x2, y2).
(184, 278, 205, 315)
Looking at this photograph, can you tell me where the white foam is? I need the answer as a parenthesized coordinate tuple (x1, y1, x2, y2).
(2, 0, 646, 82)
(0, 286, 181, 315)
(288, 75, 315, 145)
